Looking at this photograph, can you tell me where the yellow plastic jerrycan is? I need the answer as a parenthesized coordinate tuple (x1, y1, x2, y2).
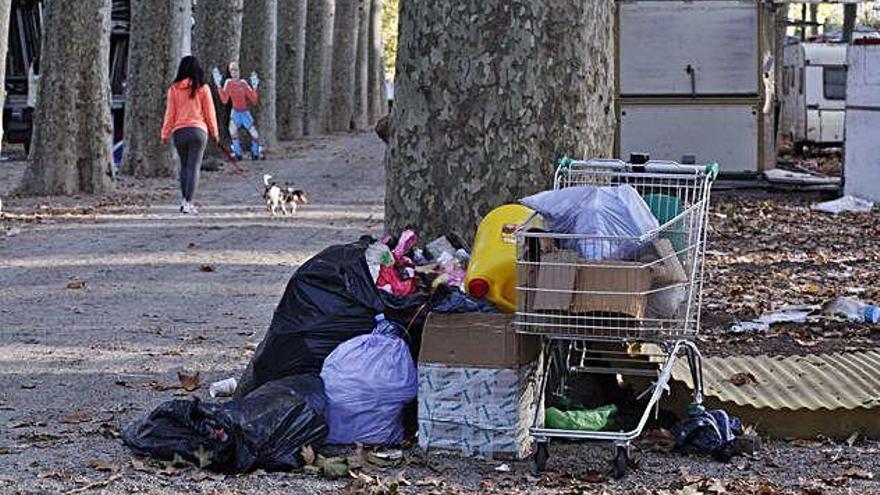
(465, 204, 538, 313)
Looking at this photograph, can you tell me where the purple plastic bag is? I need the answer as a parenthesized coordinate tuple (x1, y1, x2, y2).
(320, 314, 418, 445)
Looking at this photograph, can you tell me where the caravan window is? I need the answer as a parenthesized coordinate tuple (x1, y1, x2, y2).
(823, 66, 847, 100)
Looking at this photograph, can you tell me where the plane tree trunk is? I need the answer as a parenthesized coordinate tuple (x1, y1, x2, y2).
(19, 0, 115, 195)
(277, 0, 308, 140)
(194, 0, 243, 165)
(384, 0, 616, 241)
(241, 0, 277, 148)
(304, 0, 334, 134)
(123, 0, 190, 178)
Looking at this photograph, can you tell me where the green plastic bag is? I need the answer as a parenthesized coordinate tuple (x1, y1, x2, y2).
(545, 404, 618, 431)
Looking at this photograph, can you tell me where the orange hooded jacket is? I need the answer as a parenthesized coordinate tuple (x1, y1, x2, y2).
(160, 79, 219, 142)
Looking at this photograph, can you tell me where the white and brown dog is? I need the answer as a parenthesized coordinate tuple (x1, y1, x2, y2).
(263, 174, 309, 216)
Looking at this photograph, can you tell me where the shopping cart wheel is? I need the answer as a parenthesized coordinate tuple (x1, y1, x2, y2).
(612, 445, 628, 479)
(531, 442, 549, 475)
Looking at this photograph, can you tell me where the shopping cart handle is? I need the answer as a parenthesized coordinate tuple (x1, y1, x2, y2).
(704, 162, 720, 182)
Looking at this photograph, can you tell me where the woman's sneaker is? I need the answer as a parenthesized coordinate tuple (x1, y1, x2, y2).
(180, 199, 188, 213)
(187, 203, 200, 215)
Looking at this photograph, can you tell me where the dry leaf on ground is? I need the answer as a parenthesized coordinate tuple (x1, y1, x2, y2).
(66, 280, 86, 290)
(86, 459, 115, 472)
(729, 372, 759, 386)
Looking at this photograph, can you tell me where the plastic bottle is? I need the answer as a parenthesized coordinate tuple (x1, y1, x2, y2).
(465, 204, 539, 313)
(826, 297, 880, 324)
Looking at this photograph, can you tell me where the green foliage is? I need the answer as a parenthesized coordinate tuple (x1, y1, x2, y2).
(382, 0, 399, 78)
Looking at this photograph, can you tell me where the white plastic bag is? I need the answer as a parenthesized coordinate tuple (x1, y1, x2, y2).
(521, 185, 659, 260)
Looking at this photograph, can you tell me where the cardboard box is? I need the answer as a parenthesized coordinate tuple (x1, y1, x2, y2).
(418, 313, 540, 368)
(570, 260, 652, 318)
(418, 362, 543, 459)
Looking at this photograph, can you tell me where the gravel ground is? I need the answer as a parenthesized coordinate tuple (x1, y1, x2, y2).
(1, 134, 878, 494)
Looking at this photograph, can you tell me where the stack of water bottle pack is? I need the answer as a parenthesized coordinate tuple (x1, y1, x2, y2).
(416, 313, 543, 459)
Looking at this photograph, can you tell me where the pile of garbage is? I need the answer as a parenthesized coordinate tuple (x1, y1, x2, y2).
(123, 232, 499, 473)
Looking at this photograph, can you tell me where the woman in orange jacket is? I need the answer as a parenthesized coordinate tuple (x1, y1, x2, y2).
(161, 56, 219, 215)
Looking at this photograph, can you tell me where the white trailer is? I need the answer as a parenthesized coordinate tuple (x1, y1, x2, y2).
(780, 41, 847, 146)
(844, 39, 880, 202)
(616, 0, 777, 175)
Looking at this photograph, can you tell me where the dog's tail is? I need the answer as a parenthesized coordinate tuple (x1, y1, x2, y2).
(263, 174, 273, 186)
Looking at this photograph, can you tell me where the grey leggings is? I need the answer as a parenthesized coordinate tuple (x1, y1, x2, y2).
(173, 127, 208, 202)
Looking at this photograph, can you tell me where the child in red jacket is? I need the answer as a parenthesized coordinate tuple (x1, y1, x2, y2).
(214, 62, 264, 160)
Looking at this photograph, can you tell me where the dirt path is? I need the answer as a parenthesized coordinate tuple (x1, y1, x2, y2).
(1, 135, 878, 494)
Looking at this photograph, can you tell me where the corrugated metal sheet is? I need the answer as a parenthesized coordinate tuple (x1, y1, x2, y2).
(672, 351, 880, 412)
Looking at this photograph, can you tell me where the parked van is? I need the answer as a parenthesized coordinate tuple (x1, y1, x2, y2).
(780, 41, 847, 147)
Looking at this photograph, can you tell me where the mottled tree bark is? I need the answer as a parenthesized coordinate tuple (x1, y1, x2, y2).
(0, 0, 12, 152)
(329, 0, 358, 131)
(352, 0, 370, 130)
(367, 0, 386, 124)
(241, 0, 277, 147)
(304, 0, 334, 134)
(194, 0, 243, 163)
(123, 0, 190, 178)
(19, 0, 114, 195)
(277, 0, 307, 140)
(385, 0, 616, 241)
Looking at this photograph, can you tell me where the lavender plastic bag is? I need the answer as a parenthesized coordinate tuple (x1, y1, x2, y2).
(320, 314, 418, 445)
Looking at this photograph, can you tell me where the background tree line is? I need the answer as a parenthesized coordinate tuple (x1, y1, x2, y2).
(0, 0, 391, 194)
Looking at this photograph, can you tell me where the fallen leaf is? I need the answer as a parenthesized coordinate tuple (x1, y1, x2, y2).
(415, 476, 444, 488)
(792, 438, 823, 448)
(21, 382, 37, 389)
(846, 432, 859, 447)
(843, 466, 874, 480)
(97, 423, 120, 439)
(177, 370, 200, 391)
(65, 473, 122, 494)
(7, 420, 46, 428)
(66, 280, 86, 290)
(706, 478, 728, 494)
(301, 445, 316, 466)
(635, 428, 675, 450)
(148, 381, 177, 392)
(130, 458, 151, 472)
(316, 455, 349, 479)
(60, 411, 93, 424)
(582, 470, 606, 483)
(87, 459, 115, 472)
(199, 265, 215, 273)
(193, 445, 213, 469)
(38, 470, 72, 481)
(187, 242, 199, 249)
(729, 372, 758, 386)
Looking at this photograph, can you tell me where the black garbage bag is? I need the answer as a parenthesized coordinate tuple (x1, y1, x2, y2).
(236, 237, 385, 397)
(123, 374, 328, 473)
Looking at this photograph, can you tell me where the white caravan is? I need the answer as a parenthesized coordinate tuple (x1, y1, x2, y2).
(781, 42, 847, 146)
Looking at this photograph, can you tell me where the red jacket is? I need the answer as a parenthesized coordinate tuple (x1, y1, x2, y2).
(160, 80, 219, 142)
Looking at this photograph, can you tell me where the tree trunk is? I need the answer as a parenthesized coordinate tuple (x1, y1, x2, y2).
(303, 0, 334, 134)
(385, 0, 616, 241)
(329, 0, 358, 131)
(194, 0, 243, 162)
(843, 4, 857, 43)
(277, 0, 307, 140)
(241, 0, 277, 148)
(808, 4, 819, 38)
(19, 0, 114, 195)
(123, 0, 190, 178)
(352, 0, 370, 130)
(0, 0, 12, 152)
(367, 0, 386, 124)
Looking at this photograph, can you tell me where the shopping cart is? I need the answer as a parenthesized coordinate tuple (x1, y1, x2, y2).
(514, 158, 718, 477)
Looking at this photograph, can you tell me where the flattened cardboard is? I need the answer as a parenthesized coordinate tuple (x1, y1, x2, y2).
(418, 313, 540, 368)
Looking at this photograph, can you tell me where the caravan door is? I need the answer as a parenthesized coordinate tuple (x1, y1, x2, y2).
(803, 44, 847, 145)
